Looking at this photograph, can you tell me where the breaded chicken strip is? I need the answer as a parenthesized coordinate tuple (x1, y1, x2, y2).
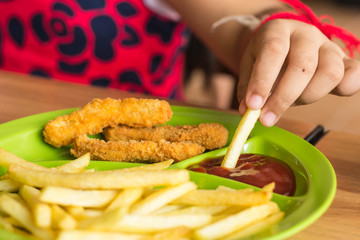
(43, 98, 173, 147)
(70, 135, 205, 163)
(103, 123, 228, 150)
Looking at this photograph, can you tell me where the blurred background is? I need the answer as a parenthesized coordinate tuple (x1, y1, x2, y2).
(184, 0, 360, 135)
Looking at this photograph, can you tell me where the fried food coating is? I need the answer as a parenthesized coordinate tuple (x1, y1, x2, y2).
(70, 135, 205, 163)
(103, 123, 228, 150)
(43, 98, 173, 147)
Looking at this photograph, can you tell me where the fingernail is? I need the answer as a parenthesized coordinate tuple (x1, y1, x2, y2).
(262, 111, 277, 127)
(247, 94, 263, 109)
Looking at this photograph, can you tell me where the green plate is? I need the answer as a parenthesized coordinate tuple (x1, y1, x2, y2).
(0, 106, 336, 239)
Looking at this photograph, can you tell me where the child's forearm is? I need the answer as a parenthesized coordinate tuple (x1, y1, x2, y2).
(165, 0, 285, 74)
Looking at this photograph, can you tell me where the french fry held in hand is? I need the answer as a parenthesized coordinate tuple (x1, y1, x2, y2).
(0, 147, 284, 240)
(222, 108, 261, 168)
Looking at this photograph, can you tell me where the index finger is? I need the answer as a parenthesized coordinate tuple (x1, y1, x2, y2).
(245, 21, 290, 110)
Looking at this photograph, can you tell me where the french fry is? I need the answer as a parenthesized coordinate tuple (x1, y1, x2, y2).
(124, 159, 174, 171)
(0, 178, 21, 192)
(50, 204, 77, 230)
(1, 149, 284, 240)
(54, 153, 91, 173)
(19, 185, 52, 228)
(0, 147, 30, 169)
(70, 209, 103, 221)
(64, 206, 84, 216)
(194, 201, 279, 239)
(0, 216, 18, 232)
(8, 164, 189, 189)
(2, 215, 26, 229)
(221, 109, 261, 168)
(0, 216, 34, 239)
(0, 193, 54, 240)
(216, 185, 238, 192)
(143, 226, 190, 240)
(215, 185, 254, 193)
(223, 211, 285, 240)
(57, 230, 146, 240)
(60, 228, 191, 240)
(105, 188, 143, 212)
(151, 204, 185, 215)
(262, 182, 275, 193)
(163, 205, 228, 216)
(78, 207, 127, 230)
(103, 214, 212, 232)
(214, 206, 249, 218)
(0, 174, 9, 179)
(0, 150, 91, 174)
(3, 192, 24, 203)
(172, 187, 272, 207)
(40, 186, 118, 208)
(130, 182, 197, 215)
(0, 147, 50, 171)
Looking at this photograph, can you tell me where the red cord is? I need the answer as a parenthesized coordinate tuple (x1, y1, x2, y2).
(258, 0, 360, 57)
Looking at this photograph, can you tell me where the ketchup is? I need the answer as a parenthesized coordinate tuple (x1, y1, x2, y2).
(188, 154, 296, 196)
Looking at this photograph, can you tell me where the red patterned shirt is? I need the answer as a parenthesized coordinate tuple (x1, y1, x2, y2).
(0, 0, 189, 99)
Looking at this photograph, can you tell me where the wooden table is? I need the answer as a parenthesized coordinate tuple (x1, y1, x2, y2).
(1, 70, 359, 239)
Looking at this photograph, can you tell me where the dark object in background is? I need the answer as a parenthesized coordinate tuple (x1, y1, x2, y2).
(304, 125, 328, 146)
(184, 34, 219, 89)
(334, 0, 360, 6)
(184, 34, 239, 109)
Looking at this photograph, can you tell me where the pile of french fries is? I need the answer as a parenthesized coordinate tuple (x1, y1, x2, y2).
(0, 148, 284, 240)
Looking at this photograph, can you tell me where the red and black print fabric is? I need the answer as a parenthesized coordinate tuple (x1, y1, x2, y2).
(0, 0, 189, 99)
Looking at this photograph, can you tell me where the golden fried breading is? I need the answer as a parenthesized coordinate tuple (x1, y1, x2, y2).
(103, 123, 228, 150)
(43, 98, 173, 147)
(70, 135, 205, 163)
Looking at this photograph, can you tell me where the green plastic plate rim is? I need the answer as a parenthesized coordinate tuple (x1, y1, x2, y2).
(0, 105, 336, 239)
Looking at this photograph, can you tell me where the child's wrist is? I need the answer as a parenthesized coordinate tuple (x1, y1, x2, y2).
(212, 0, 359, 58)
(257, 0, 360, 58)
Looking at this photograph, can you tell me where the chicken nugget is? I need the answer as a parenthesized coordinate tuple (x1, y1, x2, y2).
(70, 135, 205, 163)
(103, 123, 228, 150)
(43, 98, 173, 147)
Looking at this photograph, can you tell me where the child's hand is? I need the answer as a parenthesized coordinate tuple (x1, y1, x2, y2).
(237, 19, 360, 127)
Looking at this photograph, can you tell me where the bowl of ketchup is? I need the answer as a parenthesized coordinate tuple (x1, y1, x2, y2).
(187, 153, 296, 196)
